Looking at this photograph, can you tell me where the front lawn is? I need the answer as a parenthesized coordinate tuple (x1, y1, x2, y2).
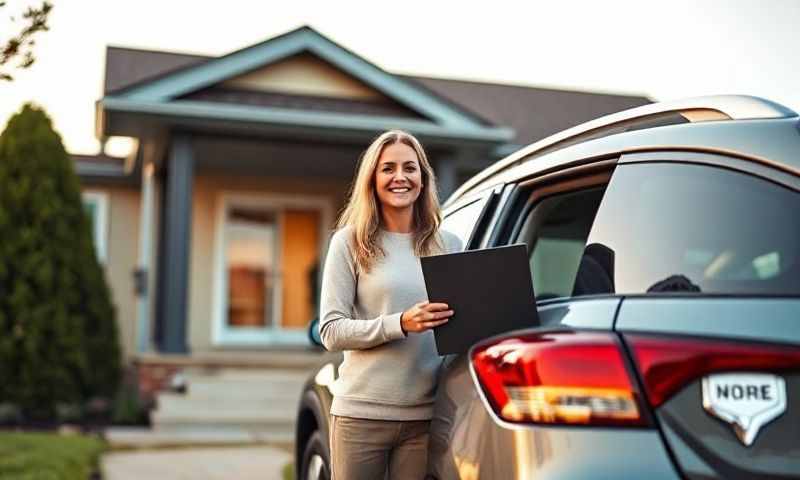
(0, 432, 105, 480)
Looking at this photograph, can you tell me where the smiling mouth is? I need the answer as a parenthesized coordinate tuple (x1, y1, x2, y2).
(389, 187, 411, 193)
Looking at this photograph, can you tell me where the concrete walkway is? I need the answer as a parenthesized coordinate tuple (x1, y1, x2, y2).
(101, 446, 292, 480)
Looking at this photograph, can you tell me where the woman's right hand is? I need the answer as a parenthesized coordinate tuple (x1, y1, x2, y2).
(400, 301, 454, 334)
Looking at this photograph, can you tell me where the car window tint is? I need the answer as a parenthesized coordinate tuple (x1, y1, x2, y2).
(516, 187, 606, 300)
(585, 162, 800, 295)
(441, 198, 487, 250)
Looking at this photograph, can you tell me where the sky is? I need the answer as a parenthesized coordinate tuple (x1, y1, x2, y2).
(0, 0, 798, 156)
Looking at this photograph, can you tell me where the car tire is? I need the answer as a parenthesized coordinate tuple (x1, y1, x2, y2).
(300, 430, 330, 480)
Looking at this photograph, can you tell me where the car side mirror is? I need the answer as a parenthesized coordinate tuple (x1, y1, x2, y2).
(308, 317, 323, 347)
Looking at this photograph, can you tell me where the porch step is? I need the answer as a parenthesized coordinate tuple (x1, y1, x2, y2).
(105, 426, 294, 449)
(150, 366, 320, 444)
(136, 349, 336, 370)
(185, 369, 308, 387)
(156, 393, 302, 414)
(151, 409, 295, 434)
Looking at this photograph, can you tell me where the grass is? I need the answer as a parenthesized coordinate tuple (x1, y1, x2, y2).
(282, 461, 294, 480)
(0, 432, 105, 480)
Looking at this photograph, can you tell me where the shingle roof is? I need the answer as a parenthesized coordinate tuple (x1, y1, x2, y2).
(102, 46, 651, 145)
(105, 46, 209, 94)
(405, 76, 651, 145)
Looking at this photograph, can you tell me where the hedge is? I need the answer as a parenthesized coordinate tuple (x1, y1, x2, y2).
(0, 104, 121, 421)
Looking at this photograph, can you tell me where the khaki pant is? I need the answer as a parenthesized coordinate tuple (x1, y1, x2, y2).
(330, 415, 430, 480)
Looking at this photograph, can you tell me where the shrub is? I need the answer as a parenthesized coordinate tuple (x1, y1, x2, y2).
(0, 104, 121, 421)
(110, 376, 148, 426)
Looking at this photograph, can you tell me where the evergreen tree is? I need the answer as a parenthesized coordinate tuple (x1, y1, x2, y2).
(0, 103, 120, 420)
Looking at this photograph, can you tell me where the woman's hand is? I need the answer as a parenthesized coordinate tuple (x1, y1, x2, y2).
(400, 301, 454, 334)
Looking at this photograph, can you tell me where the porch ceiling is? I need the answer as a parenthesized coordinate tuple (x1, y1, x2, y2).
(191, 135, 363, 179)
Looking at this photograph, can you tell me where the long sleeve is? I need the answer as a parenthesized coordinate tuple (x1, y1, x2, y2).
(318, 229, 406, 352)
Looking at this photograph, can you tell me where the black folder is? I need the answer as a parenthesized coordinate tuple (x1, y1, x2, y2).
(421, 244, 539, 355)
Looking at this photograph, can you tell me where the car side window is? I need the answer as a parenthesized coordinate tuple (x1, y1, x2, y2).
(586, 162, 800, 295)
(441, 195, 491, 251)
(514, 186, 607, 301)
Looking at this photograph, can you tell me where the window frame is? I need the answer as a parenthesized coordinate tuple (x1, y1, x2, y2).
(82, 190, 109, 263)
(482, 160, 618, 303)
(618, 150, 800, 193)
(510, 170, 613, 244)
(487, 159, 618, 248)
(211, 191, 333, 346)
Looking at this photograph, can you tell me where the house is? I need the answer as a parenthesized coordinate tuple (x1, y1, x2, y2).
(76, 26, 649, 435)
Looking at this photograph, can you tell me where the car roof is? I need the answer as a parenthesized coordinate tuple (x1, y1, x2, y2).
(446, 95, 800, 206)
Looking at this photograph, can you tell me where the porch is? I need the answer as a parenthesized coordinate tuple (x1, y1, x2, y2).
(142, 133, 485, 356)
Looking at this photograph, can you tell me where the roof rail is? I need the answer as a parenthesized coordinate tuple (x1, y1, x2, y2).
(448, 95, 798, 203)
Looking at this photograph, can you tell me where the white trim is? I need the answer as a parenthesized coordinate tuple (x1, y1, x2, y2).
(211, 191, 333, 347)
(82, 191, 109, 263)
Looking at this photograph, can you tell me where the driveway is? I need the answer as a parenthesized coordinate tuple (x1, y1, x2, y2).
(101, 446, 292, 480)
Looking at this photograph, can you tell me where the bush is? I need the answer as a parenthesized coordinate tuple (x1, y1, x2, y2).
(110, 376, 149, 426)
(0, 432, 105, 480)
(0, 104, 121, 421)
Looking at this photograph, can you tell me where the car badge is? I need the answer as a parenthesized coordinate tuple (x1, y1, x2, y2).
(702, 372, 786, 446)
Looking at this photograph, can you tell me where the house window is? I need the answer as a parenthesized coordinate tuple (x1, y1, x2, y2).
(82, 191, 109, 263)
(214, 194, 328, 345)
(225, 208, 279, 328)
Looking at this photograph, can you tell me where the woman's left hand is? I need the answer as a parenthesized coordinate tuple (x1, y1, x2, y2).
(400, 301, 454, 334)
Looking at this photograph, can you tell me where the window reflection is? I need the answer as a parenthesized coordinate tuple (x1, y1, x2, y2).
(226, 208, 277, 328)
(585, 163, 800, 295)
(442, 198, 487, 249)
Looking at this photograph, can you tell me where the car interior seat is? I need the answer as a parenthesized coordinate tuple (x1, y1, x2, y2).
(572, 243, 616, 296)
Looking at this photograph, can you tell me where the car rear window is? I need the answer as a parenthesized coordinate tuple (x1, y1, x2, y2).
(583, 162, 800, 296)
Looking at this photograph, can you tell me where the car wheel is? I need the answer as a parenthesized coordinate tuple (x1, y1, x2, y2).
(301, 430, 330, 480)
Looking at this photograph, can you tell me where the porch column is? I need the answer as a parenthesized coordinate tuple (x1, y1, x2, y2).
(135, 161, 156, 353)
(434, 156, 458, 202)
(158, 135, 194, 354)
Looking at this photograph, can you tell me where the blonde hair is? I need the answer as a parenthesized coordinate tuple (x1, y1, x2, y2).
(337, 130, 443, 273)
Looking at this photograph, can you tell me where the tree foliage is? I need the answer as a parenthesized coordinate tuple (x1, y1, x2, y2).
(0, 104, 120, 420)
(1, 1, 53, 82)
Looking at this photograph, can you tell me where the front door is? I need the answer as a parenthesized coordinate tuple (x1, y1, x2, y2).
(213, 194, 329, 345)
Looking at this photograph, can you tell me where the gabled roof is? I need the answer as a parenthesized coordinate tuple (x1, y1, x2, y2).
(102, 40, 650, 148)
(100, 26, 504, 139)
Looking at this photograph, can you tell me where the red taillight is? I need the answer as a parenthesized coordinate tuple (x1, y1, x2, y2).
(625, 334, 800, 408)
(470, 331, 648, 427)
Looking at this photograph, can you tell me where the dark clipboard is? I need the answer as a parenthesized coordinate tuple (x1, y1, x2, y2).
(421, 244, 539, 355)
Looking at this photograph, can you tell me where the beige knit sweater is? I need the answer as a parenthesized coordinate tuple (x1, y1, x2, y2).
(319, 226, 462, 420)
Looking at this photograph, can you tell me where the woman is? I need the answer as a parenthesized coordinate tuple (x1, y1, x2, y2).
(319, 130, 461, 479)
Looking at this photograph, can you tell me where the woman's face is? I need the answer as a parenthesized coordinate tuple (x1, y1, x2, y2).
(374, 142, 423, 212)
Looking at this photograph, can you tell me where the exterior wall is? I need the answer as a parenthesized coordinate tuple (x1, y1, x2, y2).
(188, 173, 349, 353)
(82, 184, 141, 361)
(221, 52, 384, 100)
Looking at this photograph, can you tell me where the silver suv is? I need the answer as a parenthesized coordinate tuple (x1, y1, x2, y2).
(296, 96, 800, 480)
